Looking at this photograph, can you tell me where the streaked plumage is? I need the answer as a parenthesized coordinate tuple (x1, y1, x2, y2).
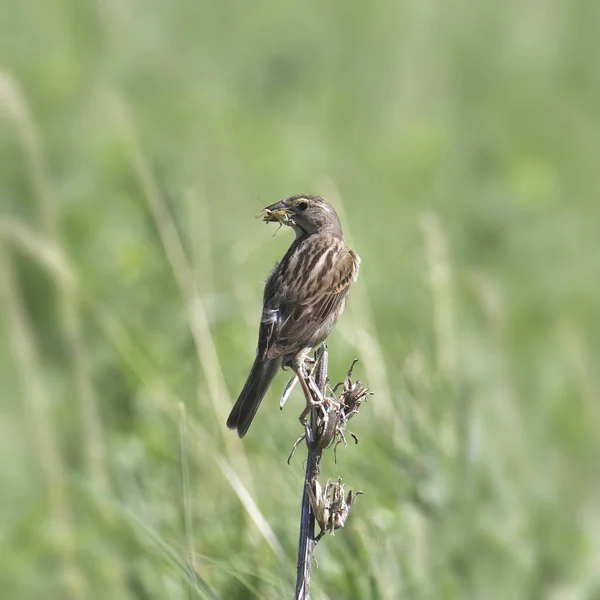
(227, 194, 360, 437)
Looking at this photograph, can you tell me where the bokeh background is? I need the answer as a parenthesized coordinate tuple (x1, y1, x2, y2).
(1, 1, 599, 598)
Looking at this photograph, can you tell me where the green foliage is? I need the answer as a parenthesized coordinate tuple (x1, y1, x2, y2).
(1, 0, 599, 598)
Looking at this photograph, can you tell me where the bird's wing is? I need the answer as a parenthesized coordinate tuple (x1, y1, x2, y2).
(260, 241, 360, 359)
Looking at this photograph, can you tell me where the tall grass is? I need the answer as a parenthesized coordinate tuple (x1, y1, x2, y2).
(1, 0, 599, 598)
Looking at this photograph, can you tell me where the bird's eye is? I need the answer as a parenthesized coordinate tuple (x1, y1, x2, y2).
(297, 201, 308, 211)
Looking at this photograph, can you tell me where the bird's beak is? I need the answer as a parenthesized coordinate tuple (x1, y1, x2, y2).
(257, 201, 295, 225)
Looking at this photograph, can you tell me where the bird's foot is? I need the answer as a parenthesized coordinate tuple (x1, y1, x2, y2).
(298, 383, 340, 426)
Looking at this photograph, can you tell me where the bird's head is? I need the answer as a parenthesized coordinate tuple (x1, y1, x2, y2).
(259, 194, 343, 237)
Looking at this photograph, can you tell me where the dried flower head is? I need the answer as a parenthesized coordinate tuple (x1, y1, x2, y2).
(307, 477, 362, 541)
(287, 357, 372, 463)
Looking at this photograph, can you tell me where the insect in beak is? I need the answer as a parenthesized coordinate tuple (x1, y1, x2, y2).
(257, 208, 296, 235)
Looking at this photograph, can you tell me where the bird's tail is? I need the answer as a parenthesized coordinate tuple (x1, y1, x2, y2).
(227, 357, 280, 437)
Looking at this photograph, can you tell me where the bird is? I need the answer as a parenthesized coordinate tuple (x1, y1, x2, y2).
(227, 194, 360, 437)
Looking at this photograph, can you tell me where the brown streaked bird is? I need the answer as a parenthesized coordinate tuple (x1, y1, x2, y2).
(227, 194, 360, 437)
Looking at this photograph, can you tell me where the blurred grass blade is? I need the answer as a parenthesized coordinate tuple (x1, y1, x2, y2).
(106, 90, 256, 487)
(0, 244, 86, 599)
(0, 73, 110, 496)
(179, 401, 198, 597)
(80, 482, 221, 600)
(419, 210, 457, 379)
(216, 456, 284, 559)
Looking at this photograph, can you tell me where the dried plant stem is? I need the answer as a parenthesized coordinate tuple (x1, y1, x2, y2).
(294, 345, 328, 600)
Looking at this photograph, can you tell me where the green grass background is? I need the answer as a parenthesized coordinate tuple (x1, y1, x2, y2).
(1, 1, 599, 598)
